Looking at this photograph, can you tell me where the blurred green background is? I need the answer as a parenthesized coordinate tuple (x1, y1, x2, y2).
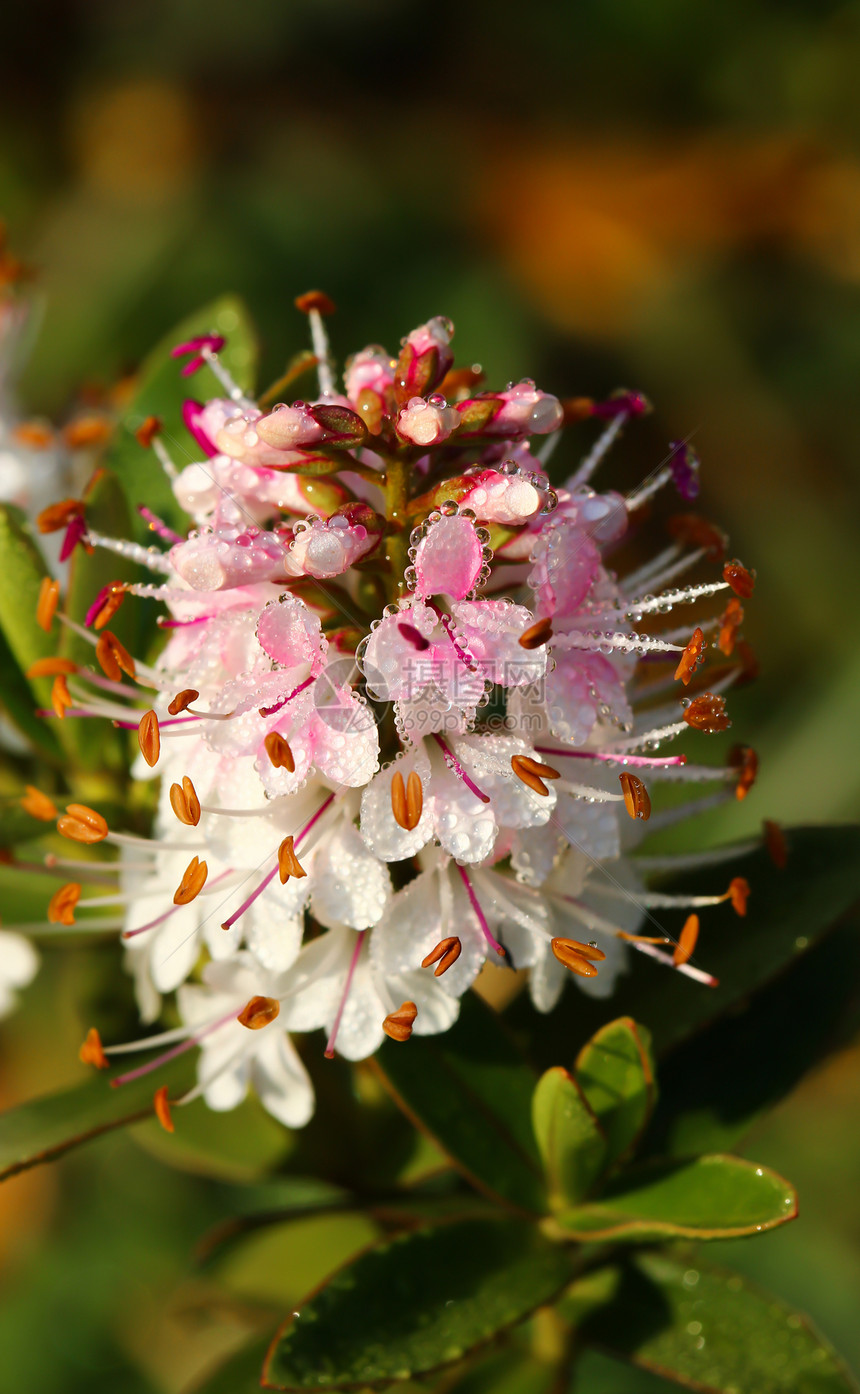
(1, 1, 859, 1390)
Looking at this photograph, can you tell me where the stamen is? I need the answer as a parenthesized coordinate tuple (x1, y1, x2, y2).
(295, 290, 336, 398)
(534, 747, 686, 771)
(57, 803, 109, 844)
(625, 581, 729, 620)
(36, 577, 61, 632)
(552, 630, 683, 658)
(551, 937, 599, 977)
(325, 929, 366, 1058)
(625, 935, 718, 987)
(421, 936, 462, 976)
(728, 744, 757, 800)
(21, 786, 57, 821)
(26, 656, 77, 679)
(277, 836, 307, 883)
(79, 1027, 109, 1069)
(173, 856, 208, 905)
(85, 582, 127, 630)
(137, 505, 184, 545)
(138, 710, 161, 767)
(168, 689, 199, 715)
(511, 754, 560, 797)
(264, 731, 296, 773)
(432, 734, 490, 804)
(519, 616, 553, 650)
(673, 914, 699, 966)
(674, 627, 706, 686)
(568, 412, 627, 489)
(134, 415, 162, 448)
(238, 996, 280, 1029)
(95, 630, 136, 682)
(51, 674, 72, 719)
(667, 513, 728, 561)
(619, 771, 651, 820)
(153, 1085, 174, 1132)
(727, 877, 750, 916)
(456, 865, 505, 956)
(382, 1001, 418, 1043)
(718, 598, 744, 656)
(109, 1010, 237, 1088)
(723, 559, 755, 598)
(47, 882, 81, 925)
(683, 693, 731, 733)
(764, 819, 788, 870)
(390, 770, 424, 830)
(169, 777, 201, 827)
(123, 869, 233, 939)
(85, 528, 173, 574)
(36, 498, 84, 534)
(152, 436, 178, 482)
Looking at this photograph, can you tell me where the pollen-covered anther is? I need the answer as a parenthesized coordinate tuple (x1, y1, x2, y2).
(551, 938, 600, 977)
(169, 776, 201, 827)
(667, 513, 728, 561)
(36, 576, 61, 632)
(382, 1000, 418, 1042)
(264, 731, 296, 773)
(95, 630, 136, 682)
(674, 626, 707, 685)
(36, 498, 84, 535)
(238, 995, 281, 1030)
(47, 881, 81, 926)
(134, 415, 162, 448)
(63, 415, 111, 449)
(79, 1026, 109, 1069)
(173, 856, 208, 906)
(278, 835, 307, 883)
(764, 819, 788, 870)
(718, 597, 744, 656)
(421, 936, 462, 976)
(683, 693, 731, 733)
(728, 744, 758, 800)
(57, 803, 109, 844)
(138, 710, 161, 767)
(295, 290, 337, 316)
(21, 785, 57, 821)
(390, 770, 424, 830)
(619, 771, 651, 821)
(25, 656, 77, 679)
(518, 616, 553, 650)
(153, 1085, 174, 1133)
(723, 559, 756, 598)
(93, 583, 127, 630)
(168, 688, 200, 716)
(673, 914, 700, 966)
(51, 674, 72, 719)
(725, 876, 750, 916)
(511, 755, 561, 797)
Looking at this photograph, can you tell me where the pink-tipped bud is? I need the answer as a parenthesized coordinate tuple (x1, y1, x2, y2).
(396, 395, 459, 447)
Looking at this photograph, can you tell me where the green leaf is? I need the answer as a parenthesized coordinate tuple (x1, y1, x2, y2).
(532, 1067, 606, 1209)
(262, 1218, 574, 1391)
(574, 1017, 656, 1170)
(556, 1154, 796, 1242)
(0, 623, 61, 759)
(0, 504, 64, 754)
(188, 1336, 275, 1394)
(102, 295, 258, 544)
(509, 827, 860, 1063)
(372, 991, 546, 1215)
(567, 1252, 859, 1393)
(0, 1056, 192, 1182)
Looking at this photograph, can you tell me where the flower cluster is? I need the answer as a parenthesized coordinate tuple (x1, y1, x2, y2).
(26, 296, 758, 1129)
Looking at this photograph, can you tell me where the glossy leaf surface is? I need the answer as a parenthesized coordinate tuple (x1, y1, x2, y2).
(532, 1067, 606, 1209)
(574, 1016, 656, 1169)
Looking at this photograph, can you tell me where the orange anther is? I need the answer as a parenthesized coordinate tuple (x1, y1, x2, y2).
(511, 754, 561, 797)
(36, 498, 83, 535)
(718, 597, 744, 656)
(728, 744, 758, 801)
(763, 819, 788, 870)
(135, 415, 162, 448)
(382, 1000, 418, 1042)
(138, 710, 161, 767)
(619, 771, 651, 821)
(674, 914, 700, 966)
(421, 936, 462, 976)
(683, 693, 731, 733)
(295, 290, 336, 316)
(667, 513, 728, 561)
(36, 577, 61, 632)
(153, 1085, 174, 1133)
(518, 616, 554, 650)
(278, 835, 307, 883)
(391, 770, 424, 830)
(51, 674, 72, 719)
(57, 803, 108, 844)
(168, 688, 199, 715)
(21, 786, 57, 821)
(93, 584, 126, 630)
(173, 856, 208, 906)
(674, 626, 707, 686)
(561, 396, 596, 424)
(47, 882, 81, 926)
(25, 656, 76, 679)
(79, 1027, 109, 1069)
(169, 776, 201, 827)
(727, 877, 750, 916)
(238, 995, 281, 1030)
(264, 731, 296, 773)
(95, 630, 136, 682)
(551, 938, 600, 977)
(723, 559, 756, 599)
(63, 415, 111, 449)
(13, 421, 54, 449)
